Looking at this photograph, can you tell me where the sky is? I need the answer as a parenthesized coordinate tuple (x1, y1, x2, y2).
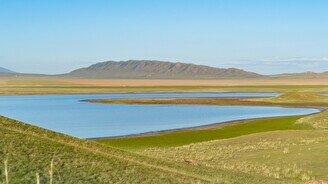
(0, 0, 328, 75)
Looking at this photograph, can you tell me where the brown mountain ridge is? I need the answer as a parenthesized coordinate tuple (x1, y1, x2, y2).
(66, 60, 262, 79)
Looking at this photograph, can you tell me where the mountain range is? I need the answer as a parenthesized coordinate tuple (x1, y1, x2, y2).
(272, 71, 328, 79)
(1, 60, 328, 79)
(66, 60, 262, 79)
(0, 67, 15, 74)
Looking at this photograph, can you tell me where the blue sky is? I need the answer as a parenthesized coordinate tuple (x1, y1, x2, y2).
(0, 0, 328, 74)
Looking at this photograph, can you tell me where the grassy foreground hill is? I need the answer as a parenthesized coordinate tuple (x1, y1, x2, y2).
(0, 116, 209, 183)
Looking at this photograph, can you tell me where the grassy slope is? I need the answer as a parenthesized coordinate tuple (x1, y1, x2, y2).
(252, 92, 328, 104)
(140, 107, 328, 181)
(296, 110, 328, 129)
(0, 116, 209, 183)
(141, 130, 328, 182)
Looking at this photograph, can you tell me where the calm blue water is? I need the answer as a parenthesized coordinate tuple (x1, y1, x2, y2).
(0, 93, 319, 138)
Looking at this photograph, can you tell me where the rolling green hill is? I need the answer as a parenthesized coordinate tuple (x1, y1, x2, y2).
(0, 116, 208, 183)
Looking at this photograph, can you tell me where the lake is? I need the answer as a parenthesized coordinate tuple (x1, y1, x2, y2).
(0, 93, 319, 138)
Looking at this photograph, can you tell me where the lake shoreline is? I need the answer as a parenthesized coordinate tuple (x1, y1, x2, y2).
(1, 92, 325, 139)
(88, 107, 324, 140)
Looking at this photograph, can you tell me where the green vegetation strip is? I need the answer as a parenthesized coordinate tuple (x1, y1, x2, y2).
(97, 115, 311, 150)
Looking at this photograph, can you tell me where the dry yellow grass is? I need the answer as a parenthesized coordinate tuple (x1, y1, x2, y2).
(297, 110, 328, 129)
(141, 130, 328, 182)
(61, 78, 328, 86)
(1, 76, 327, 95)
(2, 76, 328, 87)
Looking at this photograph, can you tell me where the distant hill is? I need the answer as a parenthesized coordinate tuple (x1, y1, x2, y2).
(272, 71, 328, 79)
(0, 66, 15, 74)
(66, 60, 262, 79)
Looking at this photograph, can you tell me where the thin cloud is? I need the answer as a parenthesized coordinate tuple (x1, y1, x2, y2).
(221, 57, 328, 74)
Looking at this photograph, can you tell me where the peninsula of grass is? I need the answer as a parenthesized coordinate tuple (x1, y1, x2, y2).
(94, 92, 328, 150)
(85, 92, 328, 107)
(96, 115, 312, 150)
